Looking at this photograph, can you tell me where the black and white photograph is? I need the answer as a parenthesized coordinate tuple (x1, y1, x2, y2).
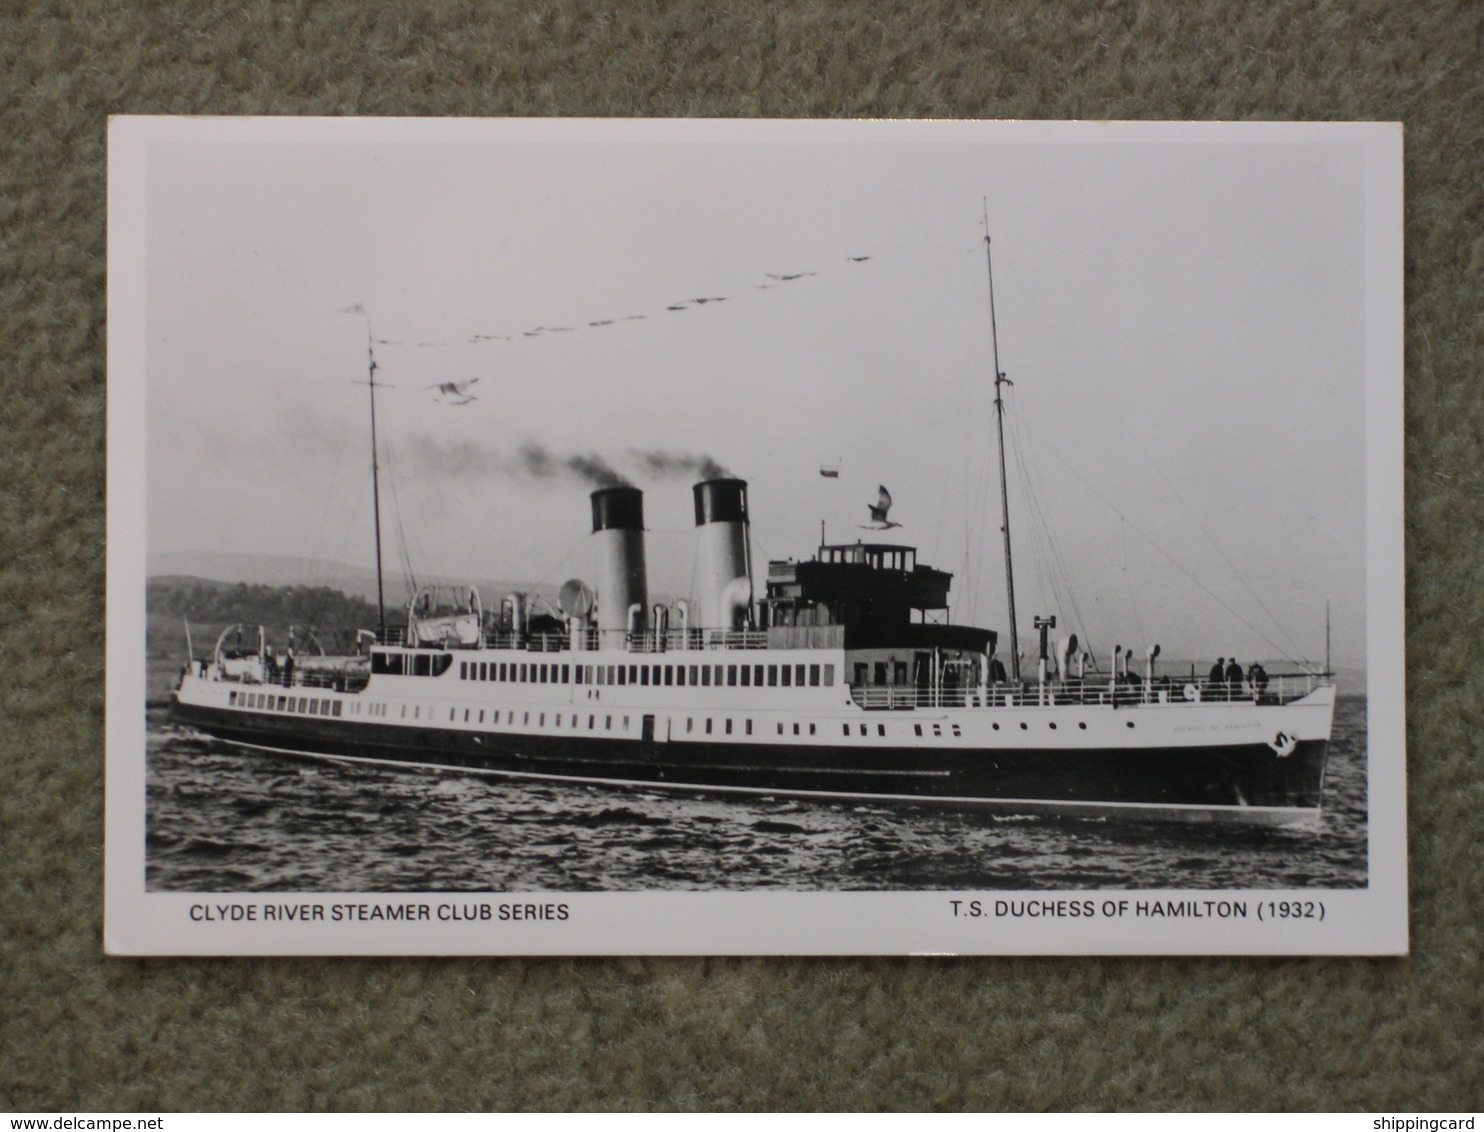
(105, 117, 1404, 955)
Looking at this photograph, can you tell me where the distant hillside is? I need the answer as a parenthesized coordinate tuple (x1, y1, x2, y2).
(148, 577, 381, 658)
(147, 550, 545, 608)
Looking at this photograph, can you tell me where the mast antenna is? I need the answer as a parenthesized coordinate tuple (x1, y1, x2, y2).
(984, 200, 1021, 681)
(1325, 597, 1331, 678)
(365, 320, 387, 638)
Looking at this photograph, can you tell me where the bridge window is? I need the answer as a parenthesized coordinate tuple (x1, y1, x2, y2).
(823, 665, 835, 686)
(810, 665, 821, 687)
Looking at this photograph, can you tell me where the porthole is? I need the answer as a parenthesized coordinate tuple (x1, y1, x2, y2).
(1126, 721, 1135, 728)
(1019, 722, 1028, 731)
(1049, 722, 1057, 730)
(992, 722, 1000, 731)
(1078, 722, 1087, 730)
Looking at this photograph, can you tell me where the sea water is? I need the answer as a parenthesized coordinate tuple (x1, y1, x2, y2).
(145, 697, 1368, 892)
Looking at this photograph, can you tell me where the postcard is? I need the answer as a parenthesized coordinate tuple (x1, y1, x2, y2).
(106, 117, 1405, 954)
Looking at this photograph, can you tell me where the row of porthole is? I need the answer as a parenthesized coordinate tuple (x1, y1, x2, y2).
(987, 720, 1137, 731)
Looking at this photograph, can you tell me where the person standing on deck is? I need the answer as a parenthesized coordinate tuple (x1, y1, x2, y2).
(1225, 657, 1244, 701)
(1208, 657, 1225, 700)
(1249, 661, 1269, 702)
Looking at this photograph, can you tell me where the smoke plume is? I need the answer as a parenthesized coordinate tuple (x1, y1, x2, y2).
(400, 435, 630, 487)
(630, 448, 731, 481)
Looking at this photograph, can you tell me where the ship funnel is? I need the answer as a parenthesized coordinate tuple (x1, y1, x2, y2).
(591, 486, 648, 635)
(692, 478, 752, 630)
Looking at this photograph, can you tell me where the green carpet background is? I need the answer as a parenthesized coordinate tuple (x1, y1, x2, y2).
(3, 0, 1481, 1112)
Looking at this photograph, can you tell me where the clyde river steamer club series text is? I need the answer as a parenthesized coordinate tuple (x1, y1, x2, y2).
(188, 902, 569, 923)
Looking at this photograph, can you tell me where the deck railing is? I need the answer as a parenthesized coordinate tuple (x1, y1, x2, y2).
(474, 628, 772, 653)
(849, 674, 1322, 711)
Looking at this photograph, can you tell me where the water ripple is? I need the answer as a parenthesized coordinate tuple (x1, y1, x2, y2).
(145, 699, 1369, 892)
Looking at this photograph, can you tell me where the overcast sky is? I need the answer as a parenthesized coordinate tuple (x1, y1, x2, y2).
(133, 119, 1386, 669)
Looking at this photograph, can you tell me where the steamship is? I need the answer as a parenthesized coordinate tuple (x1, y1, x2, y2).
(169, 235, 1336, 826)
(171, 471, 1334, 826)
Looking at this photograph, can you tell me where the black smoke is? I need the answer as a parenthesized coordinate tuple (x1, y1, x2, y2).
(399, 435, 630, 487)
(630, 448, 731, 481)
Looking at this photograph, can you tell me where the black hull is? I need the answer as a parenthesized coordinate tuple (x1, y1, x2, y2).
(171, 700, 1327, 825)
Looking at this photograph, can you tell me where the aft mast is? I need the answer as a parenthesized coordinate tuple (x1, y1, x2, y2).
(984, 203, 1021, 681)
(365, 322, 387, 639)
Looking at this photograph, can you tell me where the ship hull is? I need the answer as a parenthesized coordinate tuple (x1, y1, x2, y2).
(170, 690, 1331, 827)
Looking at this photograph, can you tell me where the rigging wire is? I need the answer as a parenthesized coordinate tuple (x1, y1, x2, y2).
(1119, 519, 1148, 647)
(1078, 375, 1309, 662)
(296, 402, 357, 637)
(1006, 407, 1096, 661)
(1014, 421, 1310, 666)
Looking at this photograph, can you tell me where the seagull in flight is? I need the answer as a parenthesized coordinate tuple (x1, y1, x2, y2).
(426, 378, 479, 405)
(863, 485, 902, 530)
